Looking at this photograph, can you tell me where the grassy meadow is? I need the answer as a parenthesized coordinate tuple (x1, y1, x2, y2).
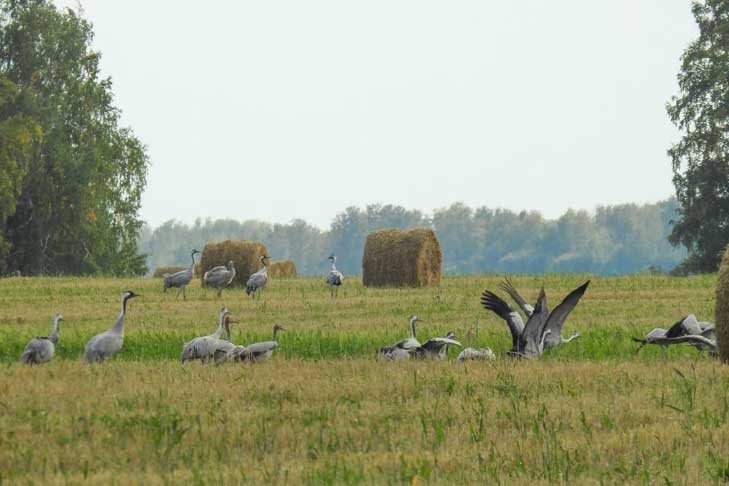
(1, 274, 728, 484)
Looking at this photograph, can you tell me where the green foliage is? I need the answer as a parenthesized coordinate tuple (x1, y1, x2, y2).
(667, 0, 729, 273)
(0, 75, 41, 273)
(0, 0, 148, 275)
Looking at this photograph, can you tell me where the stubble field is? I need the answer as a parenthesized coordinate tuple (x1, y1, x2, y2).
(1, 274, 727, 484)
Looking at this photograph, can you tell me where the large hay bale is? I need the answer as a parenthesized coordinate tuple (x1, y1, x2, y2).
(153, 265, 186, 278)
(716, 247, 729, 363)
(362, 228, 442, 288)
(200, 240, 268, 287)
(269, 260, 297, 278)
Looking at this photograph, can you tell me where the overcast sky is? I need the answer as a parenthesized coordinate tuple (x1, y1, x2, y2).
(56, 1, 696, 229)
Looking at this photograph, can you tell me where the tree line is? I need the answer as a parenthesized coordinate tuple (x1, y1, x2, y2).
(1, 1, 728, 277)
(139, 199, 686, 277)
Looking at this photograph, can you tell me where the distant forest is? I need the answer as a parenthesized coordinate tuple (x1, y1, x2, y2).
(139, 198, 685, 277)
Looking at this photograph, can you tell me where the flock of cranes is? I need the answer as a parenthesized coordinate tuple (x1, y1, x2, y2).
(18, 249, 719, 364)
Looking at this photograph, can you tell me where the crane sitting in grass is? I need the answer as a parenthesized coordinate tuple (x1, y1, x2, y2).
(181, 307, 232, 363)
(378, 315, 422, 360)
(84, 291, 140, 363)
(223, 324, 285, 362)
(457, 328, 496, 361)
(163, 248, 200, 300)
(21, 313, 63, 365)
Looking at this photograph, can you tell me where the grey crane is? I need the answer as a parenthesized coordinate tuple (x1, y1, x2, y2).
(181, 307, 232, 363)
(83, 291, 140, 363)
(413, 331, 462, 359)
(213, 316, 251, 364)
(20, 313, 63, 365)
(245, 255, 269, 298)
(498, 277, 585, 348)
(633, 314, 717, 355)
(203, 260, 236, 297)
(378, 315, 422, 360)
(163, 249, 200, 300)
(633, 334, 718, 357)
(231, 324, 285, 362)
(481, 281, 589, 358)
(326, 254, 344, 297)
(457, 328, 496, 361)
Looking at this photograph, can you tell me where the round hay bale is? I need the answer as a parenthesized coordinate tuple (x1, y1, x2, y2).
(716, 246, 729, 363)
(362, 228, 442, 288)
(153, 265, 187, 278)
(269, 260, 297, 278)
(200, 240, 268, 287)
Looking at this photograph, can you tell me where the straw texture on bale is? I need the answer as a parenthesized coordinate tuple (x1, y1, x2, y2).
(269, 260, 297, 278)
(716, 246, 729, 363)
(362, 228, 442, 288)
(153, 266, 186, 278)
(200, 240, 268, 287)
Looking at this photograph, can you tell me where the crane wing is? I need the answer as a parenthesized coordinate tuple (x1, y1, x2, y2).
(519, 288, 548, 357)
(481, 290, 524, 351)
(498, 276, 535, 317)
(542, 281, 590, 340)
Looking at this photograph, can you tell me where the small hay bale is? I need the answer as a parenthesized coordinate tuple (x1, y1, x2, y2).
(200, 240, 268, 287)
(269, 260, 297, 278)
(153, 265, 186, 278)
(362, 228, 442, 288)
(716, 246, 729, 363)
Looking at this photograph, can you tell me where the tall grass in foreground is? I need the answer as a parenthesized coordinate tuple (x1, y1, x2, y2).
(1, 360, 729, 484)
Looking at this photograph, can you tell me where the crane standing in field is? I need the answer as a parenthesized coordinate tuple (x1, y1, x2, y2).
(326, 254, 344, 298)
(498, 277, 584, 348)
(246, 255, 269, 299)
(203, 260, 236, 298)
(163, 248, 200, 300)
(83, 291, 140, 363)
(181, 307, 232, 363)
(20, 313, 63, 365)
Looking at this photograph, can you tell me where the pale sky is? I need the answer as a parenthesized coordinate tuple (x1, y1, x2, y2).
(57, 1, 696, 229)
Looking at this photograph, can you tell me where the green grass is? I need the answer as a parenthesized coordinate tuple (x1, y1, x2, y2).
(0, 274, 726, 484)
(0, 274, 718, 361)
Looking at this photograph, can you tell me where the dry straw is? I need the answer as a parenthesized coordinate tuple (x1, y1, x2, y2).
(716, 246, 729, 363)
(200, 240, 268, 287)
(152, 266, 186, 278)
(362, 228, 442, 288)
(269, 260, 297, 278)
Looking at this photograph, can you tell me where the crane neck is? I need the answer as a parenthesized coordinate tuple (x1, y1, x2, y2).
(111, 294, 130, 334)
(410, 319, 417, 339)
(50, 316, 61, 344)
(189, 252, 197, 271)
(224, 320, 232, 342)
(330, 259, 337, 271)
(213, 313, 226, 339)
